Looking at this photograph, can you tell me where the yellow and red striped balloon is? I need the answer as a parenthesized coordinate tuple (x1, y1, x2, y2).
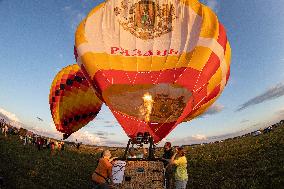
(49, 64, 102, 136)
(50, 0, 231, 143)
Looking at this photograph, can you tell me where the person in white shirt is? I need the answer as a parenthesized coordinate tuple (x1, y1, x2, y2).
(4, 125, 8, 137)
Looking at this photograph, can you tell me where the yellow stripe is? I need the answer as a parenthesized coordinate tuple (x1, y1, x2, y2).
(225, 42, 231, 68)
(188, 46, 212, 71)
(75, 19, 87, 46)
(57, 88, 101, 120)
(81, 52, 199, 75)
(81, 52, 100, 77)
(80, 47, 219, 77)
(207, 67, 222, 94)
(199, 6, 219, 39)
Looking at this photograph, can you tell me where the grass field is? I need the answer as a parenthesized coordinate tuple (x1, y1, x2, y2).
(0, 124, 283, 189)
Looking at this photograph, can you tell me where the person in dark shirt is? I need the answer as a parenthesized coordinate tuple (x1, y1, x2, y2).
(162, 142, 174, 166)
(162, 142, 174, 189)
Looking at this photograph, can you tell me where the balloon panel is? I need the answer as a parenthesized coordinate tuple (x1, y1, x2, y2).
(49, 64, 102, 135)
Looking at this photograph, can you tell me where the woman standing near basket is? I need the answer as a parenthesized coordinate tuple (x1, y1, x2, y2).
(170, 147, 188, 189)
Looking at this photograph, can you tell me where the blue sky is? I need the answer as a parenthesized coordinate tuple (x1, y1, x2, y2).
(0, 0, 284, 146)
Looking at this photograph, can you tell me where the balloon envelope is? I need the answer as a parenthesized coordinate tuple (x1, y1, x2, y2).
(75, 0, 231, 142)
(49, 64, 102, 136)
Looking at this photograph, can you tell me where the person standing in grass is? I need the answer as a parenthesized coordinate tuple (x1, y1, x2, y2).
(24, 135, 27, 145)
(170, 147, 188, 189)
(4, 125, 8, 137)
(162, 142, 174, 189)
(92, 150, 117, 189)
(50, 140, 55, 156)
(61, 141, 65, 151)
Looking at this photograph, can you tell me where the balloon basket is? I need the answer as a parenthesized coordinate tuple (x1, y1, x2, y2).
(112, 160, 164, 189)
(111, 133, 165, 189)
(122, 132, 156, 160)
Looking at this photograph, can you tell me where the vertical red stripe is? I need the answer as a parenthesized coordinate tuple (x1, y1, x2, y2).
(226, 67, 230, 84)
(217, 23, 227, 50)
(74, 46, 78, 61)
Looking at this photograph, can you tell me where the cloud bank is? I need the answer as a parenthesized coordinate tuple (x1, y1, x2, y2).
(237, 83, 284, 111)
(203, 103, 224, 116)
(276, 109, 284, 117)
(27, 124, 102, 145)
(273, 109, 284, 122)
(192, 134, 207, 140)
(0, 109, 102, 145)
(0, 108, 23, 128)
(0, 108, 20, 123)
(173, 134, 208, 145)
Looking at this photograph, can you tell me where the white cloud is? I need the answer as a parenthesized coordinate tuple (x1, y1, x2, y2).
(237, 82, 284, 111)
(270, 109, 284, 123)
(199, 103, 224, 118)
(0, 108, 20, 122)
(70, 130, 101, 145)
(205, 103, 224, 115)
(172, 134, 208, 146)
(27, 123, 102, 145)
(0, 108, 112, 146)
(192, 134, 207, 140)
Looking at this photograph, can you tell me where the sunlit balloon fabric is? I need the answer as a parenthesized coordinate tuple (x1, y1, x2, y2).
(49, 0, 231, 143)
(49, 64, 102, 136)
(72, 0, 231, 143)
(74, 0, 231, 143)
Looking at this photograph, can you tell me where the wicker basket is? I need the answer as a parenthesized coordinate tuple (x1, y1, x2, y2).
(113, 160, 165, 189)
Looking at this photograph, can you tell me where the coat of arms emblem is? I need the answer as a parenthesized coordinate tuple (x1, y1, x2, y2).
(114, 0, 177, 40)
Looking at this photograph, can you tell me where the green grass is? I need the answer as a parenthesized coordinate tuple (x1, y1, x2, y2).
(0, 136, 101, 189)
(0, 124, 283, 189)
(184, 125, 284, 189)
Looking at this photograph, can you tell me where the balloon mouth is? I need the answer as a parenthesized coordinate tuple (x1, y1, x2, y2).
(103, 83, 192, 123)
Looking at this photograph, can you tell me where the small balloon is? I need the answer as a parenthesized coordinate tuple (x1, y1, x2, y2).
(49, 64, 102, 136)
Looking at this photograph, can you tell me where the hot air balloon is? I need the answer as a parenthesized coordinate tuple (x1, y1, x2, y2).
(49, 64, 102, 139)
(50, 0, 231, 143)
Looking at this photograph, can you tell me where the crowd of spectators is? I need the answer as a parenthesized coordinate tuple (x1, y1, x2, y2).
(0, 119, 18, 137)
(0, 119, 65, 154)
